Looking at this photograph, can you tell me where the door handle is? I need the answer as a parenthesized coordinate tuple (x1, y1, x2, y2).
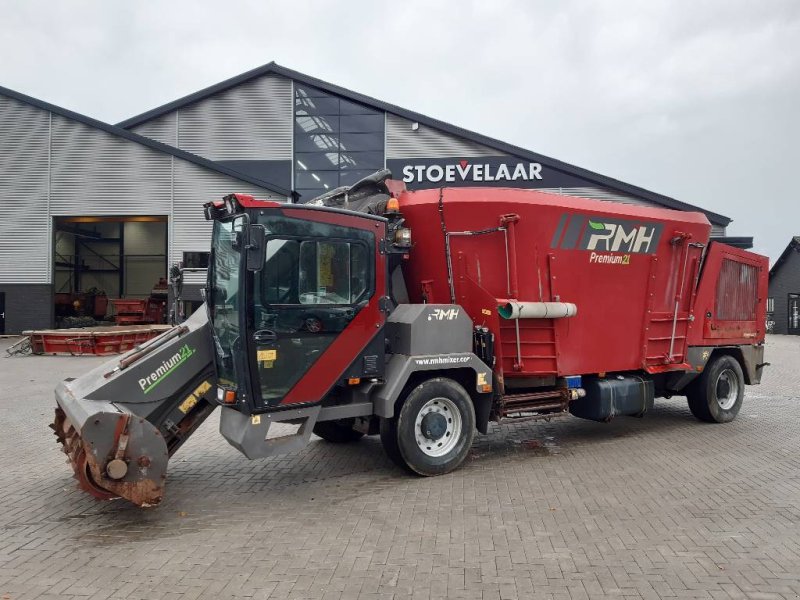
(253, 329, 277, 343)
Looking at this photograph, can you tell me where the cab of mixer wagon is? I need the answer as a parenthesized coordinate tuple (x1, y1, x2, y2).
(203, 192, 412, 415)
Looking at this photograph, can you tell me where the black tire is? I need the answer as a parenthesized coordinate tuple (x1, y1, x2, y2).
(384, 377, 476, 476)
(686, 354, 745, 423)
(313, 419, 365, 443)
(379, 416, 404, 467)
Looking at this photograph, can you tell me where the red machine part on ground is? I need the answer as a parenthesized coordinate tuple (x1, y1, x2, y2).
(397, 187, 768, 380)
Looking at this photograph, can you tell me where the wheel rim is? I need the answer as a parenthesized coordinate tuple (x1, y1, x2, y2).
(715, 369, 739, 410)
(414, 396, 462, 457)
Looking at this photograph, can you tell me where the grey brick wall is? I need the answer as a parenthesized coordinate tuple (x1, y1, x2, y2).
(768, 245, 800, 334)
(0, 285, 51, 334)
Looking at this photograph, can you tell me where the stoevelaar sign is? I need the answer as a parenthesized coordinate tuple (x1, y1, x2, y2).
(386, 156, 589, 190)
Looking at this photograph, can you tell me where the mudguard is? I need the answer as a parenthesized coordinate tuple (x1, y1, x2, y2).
(371, 352, 493, 418)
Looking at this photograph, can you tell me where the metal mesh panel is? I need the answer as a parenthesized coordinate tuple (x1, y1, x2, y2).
(716, 259, 758, 321)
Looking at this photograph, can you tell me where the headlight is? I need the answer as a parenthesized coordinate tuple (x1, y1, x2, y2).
(394, 227, 412, 248)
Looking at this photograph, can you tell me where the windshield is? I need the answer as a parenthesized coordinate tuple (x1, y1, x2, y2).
(208, 217, 245, 388)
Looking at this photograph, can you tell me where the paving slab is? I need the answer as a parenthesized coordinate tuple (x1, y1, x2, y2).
(0, 335, 798, 599)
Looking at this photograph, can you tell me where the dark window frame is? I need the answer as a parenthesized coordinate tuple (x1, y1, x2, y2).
(294, 85, 384, 195)
(259, 234, 373, 308)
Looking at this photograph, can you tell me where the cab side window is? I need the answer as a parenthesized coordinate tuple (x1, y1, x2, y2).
(263, 239, 300, 304)
(298, 240, 369, 305)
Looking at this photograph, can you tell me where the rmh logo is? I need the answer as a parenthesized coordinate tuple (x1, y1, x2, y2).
(428, 308, 460, 321)
(585, 220, 658, 254)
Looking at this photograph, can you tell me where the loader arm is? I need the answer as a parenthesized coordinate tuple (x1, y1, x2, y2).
(52, 308, 218, 506)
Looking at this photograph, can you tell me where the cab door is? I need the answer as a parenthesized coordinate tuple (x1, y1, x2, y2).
(248, 209, 386, 411)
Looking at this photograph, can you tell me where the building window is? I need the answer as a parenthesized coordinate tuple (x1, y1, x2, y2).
(294, 84, 384, 201)
(767, 297, 774, 313)
(789, 294, 800, 332)
(183, 251, 210, 269)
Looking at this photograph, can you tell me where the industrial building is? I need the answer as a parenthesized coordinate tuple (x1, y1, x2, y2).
(0, 62, 744, 334)
(767, 237, 800, 334)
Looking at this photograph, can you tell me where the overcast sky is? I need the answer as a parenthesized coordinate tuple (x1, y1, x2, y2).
(1, 0, 797, 262)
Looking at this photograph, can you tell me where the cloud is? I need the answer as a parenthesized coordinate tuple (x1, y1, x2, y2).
(0, 0, 798, 262)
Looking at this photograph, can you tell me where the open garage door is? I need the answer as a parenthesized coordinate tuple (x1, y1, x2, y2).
(53, 216, 168, 327)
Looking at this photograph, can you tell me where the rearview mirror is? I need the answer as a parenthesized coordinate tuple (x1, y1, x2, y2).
(245, 225, 266, 271)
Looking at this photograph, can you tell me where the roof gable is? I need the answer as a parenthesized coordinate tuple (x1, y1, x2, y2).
(118, 61, 731, 226)
(769, 237, 800, 278)
(0, 84, 291, 197)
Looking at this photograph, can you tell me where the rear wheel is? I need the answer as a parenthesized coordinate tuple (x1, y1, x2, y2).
(313, 419, 365, 443)
(686, 354, 744, 423)
(382, 377, 475, 476)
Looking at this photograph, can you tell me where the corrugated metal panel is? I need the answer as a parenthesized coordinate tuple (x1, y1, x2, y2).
(1, 94, 285, 289)
(50, 114, 173, 216)
(386, 113, 506, 159)
(130, 112, 177, 146)
(0, 95, 50, 283)
(716, 259, 758, 320)
(176, 74, 293, 160)
(172, 160, 281, 284)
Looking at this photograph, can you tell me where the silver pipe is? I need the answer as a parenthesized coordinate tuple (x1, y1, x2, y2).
(499, 301, 577, 319)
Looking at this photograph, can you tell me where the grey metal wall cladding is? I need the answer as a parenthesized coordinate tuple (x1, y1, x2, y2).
(131, 111, 177, 146)
(0, 284, 52, 333)
(50, 114, 173, 216)
(1, 96, 281, 287)
(538, 187, 726, 236)
(170, 74, 292, 161)
(386, 113, 507, 159)
(0, 96, 50, 284)
(171, 160, 282, 267)
(768, 249, 800, 334)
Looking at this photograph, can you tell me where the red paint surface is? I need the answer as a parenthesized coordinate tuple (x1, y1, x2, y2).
(233, 193, 282, 209)
(237, 186, 767, 389)
(398, 187, 767, 379)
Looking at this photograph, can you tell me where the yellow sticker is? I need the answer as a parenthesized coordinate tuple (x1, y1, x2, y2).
(193, 380, 212, 397)
(477, 372, 488, 386)
(257, 349, 277, 361)
(319, 243, 335, 287)
(178, 393, 198, 414)
(251, 414, 261, 425)
(261, 360, 274, 369)
(481, 308, 492, 316)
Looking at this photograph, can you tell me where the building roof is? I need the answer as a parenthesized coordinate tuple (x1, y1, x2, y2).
(769, 237, 800, 278)
(714, 236, 753, 250)
(0, 84, 292, 197)
(119, 61, 732, 227)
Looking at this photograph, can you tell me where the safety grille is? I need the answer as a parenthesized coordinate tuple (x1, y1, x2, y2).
(715, 259, 758, 321)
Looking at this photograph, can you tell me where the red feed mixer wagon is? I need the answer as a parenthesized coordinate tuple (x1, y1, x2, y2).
(401, 187, 767, 400)
(51, 172, 768, 506)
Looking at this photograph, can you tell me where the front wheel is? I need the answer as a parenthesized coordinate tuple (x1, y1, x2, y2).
(686, 354, 745, 423)
(382, 377, 475, 476)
